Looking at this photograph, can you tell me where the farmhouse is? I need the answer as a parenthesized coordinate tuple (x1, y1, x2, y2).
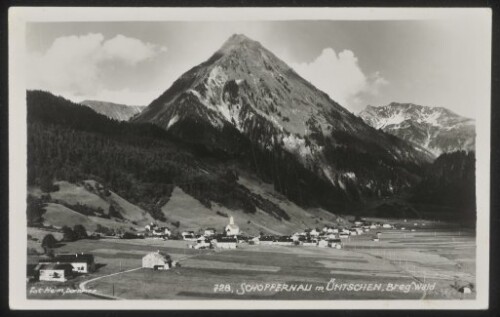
(154, 227, 171, 236)
(40, 253, 96, 273)
(310, 228, 320, 237)
(37, 263, 74, 282)
(142, 251, 174, 270)
(215, 237, 238, 249)
(204, 228, 216, 236)
(275, 236, 294, 246)
(181, 231, 197, 241)
(249, 236, 260, 245)
(145, 222, 158, 231)
(302, 240, 317, 247)
(329, 238, 343, 249)
(339, 233, 350, 239)
(259, 236, 275, 245)
(225, 216, 240, 236)
(317, 240, 328, 248)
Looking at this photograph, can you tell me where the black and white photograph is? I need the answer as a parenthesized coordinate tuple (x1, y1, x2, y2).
(8, 7, 491, 309)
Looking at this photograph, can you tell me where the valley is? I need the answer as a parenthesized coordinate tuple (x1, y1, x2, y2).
(27, 222, 475, 300)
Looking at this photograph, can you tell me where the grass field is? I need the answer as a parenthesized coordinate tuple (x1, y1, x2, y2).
(27, 223, 476, 300)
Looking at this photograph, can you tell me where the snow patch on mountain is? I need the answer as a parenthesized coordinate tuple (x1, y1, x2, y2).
(282, 134, 311, 158)
(167, 114, 179, 129)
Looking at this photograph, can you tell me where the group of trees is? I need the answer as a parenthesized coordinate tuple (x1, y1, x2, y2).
(39, 224, 88, 255)
(61, 224, 88, 242)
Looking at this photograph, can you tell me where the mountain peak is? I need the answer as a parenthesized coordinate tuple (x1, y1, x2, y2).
(217, 33, 263, 54)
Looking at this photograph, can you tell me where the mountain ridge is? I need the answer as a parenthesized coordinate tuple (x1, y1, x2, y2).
(359, 102, 475, 156)
(81, 99, 145, 121)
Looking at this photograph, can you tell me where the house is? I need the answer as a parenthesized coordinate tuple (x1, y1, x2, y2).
(354, 221, 363, 226)
(259, 236, 275, 245)
(329, 238, 343, 249)
(376, 231, 382, 237)
(310, 228, 320, 237)
(37, 263, 74, 282)
(382, 223, 392, 229)
(152, 227, 171, 237)
(215, 237, 238, 249)
(302, 240, 317, 246)
(326, 233, 337, 240)
(274, 236, 294, 246)
(225, 216, 240, 236)
(317, 240, 328, 248)
(249, 236, 260, 245)
(349, 229, 358, 236)
(204, 228, 216, 237)
(191, 238, 211, 250)
(181, 231, 197, 241)
(459, 286, 472, 294)
(339, 233, 350, 239)
(142, 251, 174, 270)
(39, 253, 95, 273)
(145, 222, 159, 231)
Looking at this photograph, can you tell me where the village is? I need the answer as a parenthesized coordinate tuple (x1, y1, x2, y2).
(27, 215, 427, 284)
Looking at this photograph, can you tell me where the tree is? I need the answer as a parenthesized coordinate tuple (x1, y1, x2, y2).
(41, 234, 57, 253)
(73, 224, 88, 240)
(62, 226, 77, 242)
(27, 195, 46, 226)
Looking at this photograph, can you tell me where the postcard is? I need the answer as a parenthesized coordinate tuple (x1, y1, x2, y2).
(9, 7, 491, 310)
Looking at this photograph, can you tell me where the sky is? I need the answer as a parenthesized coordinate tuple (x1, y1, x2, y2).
(25, 19, 490, 118)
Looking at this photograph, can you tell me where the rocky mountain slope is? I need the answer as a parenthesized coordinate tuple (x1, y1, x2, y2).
(359, 103, 475, 156)
(81, 100, 144, 121)
(134, 34, 433, 205)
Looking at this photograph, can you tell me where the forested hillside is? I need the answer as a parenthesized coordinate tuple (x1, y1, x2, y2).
(27, 90, 291, 221)
(411, 151, 476, 222)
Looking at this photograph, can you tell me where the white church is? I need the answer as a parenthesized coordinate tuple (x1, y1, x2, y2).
(225, 216, 240, 236)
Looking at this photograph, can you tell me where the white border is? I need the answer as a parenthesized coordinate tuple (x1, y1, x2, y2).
(9, 7, 491, 310)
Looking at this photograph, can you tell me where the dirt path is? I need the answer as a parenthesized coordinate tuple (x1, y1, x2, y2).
(78, 267, 142, 299)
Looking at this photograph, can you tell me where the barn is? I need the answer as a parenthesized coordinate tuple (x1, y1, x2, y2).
(215, 237, 238, 249)
(142, 251, 173, 270)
